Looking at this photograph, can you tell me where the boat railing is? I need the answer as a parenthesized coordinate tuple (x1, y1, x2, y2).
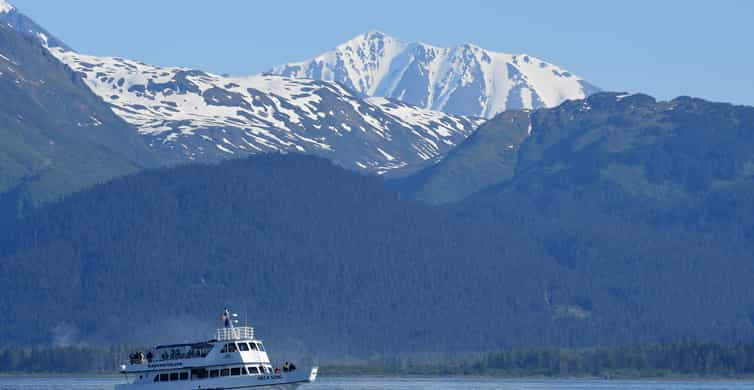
(215, 326, 254, 341)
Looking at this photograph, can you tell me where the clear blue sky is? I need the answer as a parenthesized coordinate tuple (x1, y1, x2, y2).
(12, 0, 754, 106)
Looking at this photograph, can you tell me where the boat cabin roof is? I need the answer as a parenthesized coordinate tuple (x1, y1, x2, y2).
(154, 341, 214, 350)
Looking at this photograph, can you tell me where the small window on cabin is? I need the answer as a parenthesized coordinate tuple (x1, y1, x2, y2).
(248, 366, 259, 374)
(238, 342, 249, 351)
(221, 344, 228, 353)
(180, 372, 188, 380)
(209, 369, 219, 378)
(159, 373, 169, 382)
(153, 375, 159, 382)
(249, 342, 258, 351)
(169, 372, 179, 381)
(231, 367, 241, 376)
(241, 366, 248, 375)
(256, 342, 265, 351)
(221, 368, 230, 377)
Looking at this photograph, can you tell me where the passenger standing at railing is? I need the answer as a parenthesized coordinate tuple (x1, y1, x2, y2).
(222, 308, 232, 328)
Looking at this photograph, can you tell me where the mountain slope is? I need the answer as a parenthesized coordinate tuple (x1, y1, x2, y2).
(0, 0, 69, 49)
(271, 31, 599, 118)
(402, 92, 754, 204)
(455, 94, 754, 343)
(398, 109, 532, 204)
(5, 150, 754, 355)
(0, 155, 637, 353)
(0, 24, 157, 213)
(49, 47, 482, 176)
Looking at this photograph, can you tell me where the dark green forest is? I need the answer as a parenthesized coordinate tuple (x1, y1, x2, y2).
(5, 343, 754, 378)
(3, 94, 754, 359)
(329, 343, 754, 378)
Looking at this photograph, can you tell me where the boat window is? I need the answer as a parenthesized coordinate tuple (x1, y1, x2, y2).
(159, 373, 169, 382)
(221, 368, 230, 377)
(256, 342, 265, 351)
(180, 372, 189, 380)
(169, 372, 179, 381)
(221, 343, 238, 353)
(238, 342, 250, 351)
(209, 369, 219, 378)
(247, 366, 259, 374)
(191, 368, 208, 379)
(242, 366, 248, 375)
(249, 342, 258, 351)
(153, 375, 159, 382)
(231, 367, 241, 376)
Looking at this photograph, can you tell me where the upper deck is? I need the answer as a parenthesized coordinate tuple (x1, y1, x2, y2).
(123, 327, 270, 373)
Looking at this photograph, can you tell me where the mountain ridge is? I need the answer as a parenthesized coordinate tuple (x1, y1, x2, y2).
(271, 31, 599, 118)
(404, 91, 754, 204)
(48, 46, 482, 176)
(0, 0, 69, 50)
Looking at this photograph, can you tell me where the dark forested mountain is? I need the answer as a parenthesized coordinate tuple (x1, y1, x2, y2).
(0, 155, 614, 357)
(4, 135, 754, 358)
(0, 23, 157, 215)
(405, 92, 754, 204)
(2, 0, 754, 362)
(399, 109, 531, 204)
(414, 92, 754, 350)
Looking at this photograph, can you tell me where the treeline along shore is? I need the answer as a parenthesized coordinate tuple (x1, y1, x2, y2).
(5, 343, 754, 378)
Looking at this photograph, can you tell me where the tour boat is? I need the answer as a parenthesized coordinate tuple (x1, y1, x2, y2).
(116, 309, 318, 389)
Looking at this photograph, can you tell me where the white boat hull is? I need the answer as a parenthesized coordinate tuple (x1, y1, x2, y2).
(115, 367, 317, 390)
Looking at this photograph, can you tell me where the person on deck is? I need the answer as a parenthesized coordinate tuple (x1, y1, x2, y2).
(283, 361, 289, 372)
(222, 308, 232, 328)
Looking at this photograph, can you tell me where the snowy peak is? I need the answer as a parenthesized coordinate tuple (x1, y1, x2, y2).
(271, 32, 600, 118)
(49, 48, 482, 176)
(277, 30, 409, 97)
(0, 0, 15, 14)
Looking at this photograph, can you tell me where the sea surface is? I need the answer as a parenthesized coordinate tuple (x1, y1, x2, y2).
(1, 376, 754, 390)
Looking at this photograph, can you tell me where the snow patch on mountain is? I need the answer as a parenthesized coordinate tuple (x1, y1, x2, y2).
(0, 0, 14, 13)
(49, 48, 482, 176)
(0, 1, 70, 49)
(272, 31, 599, 118)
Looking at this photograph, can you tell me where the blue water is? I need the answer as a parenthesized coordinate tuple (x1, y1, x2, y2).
(1, 376, 754, 390)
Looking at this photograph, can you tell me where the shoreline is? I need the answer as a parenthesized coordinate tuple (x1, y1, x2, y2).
(3, 372, 754, 381)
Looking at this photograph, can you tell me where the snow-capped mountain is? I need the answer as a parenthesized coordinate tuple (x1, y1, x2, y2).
(49, 48, 482, 175)
(272, 31, 600, 118)
(0, 0, 69, 49)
